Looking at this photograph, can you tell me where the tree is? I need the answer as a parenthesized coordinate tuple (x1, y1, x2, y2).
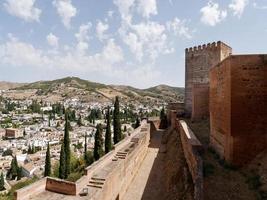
(59, 144, 66, 179)
(77, 115, 83, 127)
(105, 107, 112, 154)
(84, 133, 94, 166)
(159, 107, 168, 129)
(94, 124, 104, 161)
(28, 145, 32, 154)
(0, 172, 5, 191)
(48, 113, 52, 127)
(113, 96, 122, 144)
(134, 117, 140, 129)
(9, 156, 19, 180)
(63, 113, 71, 177)
(44, 142, 51, 177)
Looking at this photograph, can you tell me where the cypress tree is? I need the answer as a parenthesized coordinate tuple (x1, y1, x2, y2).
(134, 117, 140, 128)
(0, 172, 4, 191)
(113, 96, 122, 144)
(77, 115, 82, 126)
(28, 145, 32, 154)
(59, 144, 66, 179)
(64, 112, 71, 177)
(105, 107, 112, 153)
(94, 124, 104, 161)
(44, 142, 51, 177)
(9, 156, 18, 180)
(84, 133, 87, 162)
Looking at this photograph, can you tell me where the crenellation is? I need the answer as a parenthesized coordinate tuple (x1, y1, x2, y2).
(184, 41, 232, 117)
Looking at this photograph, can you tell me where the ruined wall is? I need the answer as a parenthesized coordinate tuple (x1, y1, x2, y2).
(191, 84, 209, 121)
(210, 55, 267, 166)
(185, 41, 232, 117)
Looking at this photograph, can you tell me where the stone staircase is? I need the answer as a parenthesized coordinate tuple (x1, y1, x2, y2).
(87, 177, 106, 189)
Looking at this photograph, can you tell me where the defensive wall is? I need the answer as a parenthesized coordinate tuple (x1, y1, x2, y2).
(210, 54, 267, 166)
(168, 110, 204, 200)
(15, 121, 151, 200)
(185, 41, 232, 118)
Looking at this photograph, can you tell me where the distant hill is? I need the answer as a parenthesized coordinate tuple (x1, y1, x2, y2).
(1, 77, 184, 104)
(0, 81, 25, 90)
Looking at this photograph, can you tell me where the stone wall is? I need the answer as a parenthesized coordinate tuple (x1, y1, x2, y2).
(210, 55, 267, 166)
(15, 178, 47, 200)
(191, 84, 209, 121)
(46, 177, 76, 195)
(87, 123, 151, 200)
(169, 112, 203, 200)
(185, 41, 232, 116)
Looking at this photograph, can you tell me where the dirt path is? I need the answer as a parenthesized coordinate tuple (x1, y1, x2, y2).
(122, 130, 165, 200)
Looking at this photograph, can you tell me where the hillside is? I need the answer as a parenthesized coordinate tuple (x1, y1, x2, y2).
(0, 77, 184, 104)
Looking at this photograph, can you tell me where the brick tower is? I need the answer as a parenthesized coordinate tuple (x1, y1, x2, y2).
(184, 41, 232, 118)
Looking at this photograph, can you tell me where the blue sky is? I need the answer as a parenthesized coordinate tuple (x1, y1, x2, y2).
(0, 0, 266, 88)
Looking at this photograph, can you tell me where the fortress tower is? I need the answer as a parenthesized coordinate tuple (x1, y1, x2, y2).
(185, 41, 232, 118)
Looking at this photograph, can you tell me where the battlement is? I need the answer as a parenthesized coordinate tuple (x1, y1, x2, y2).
(185, 41, 232, 54)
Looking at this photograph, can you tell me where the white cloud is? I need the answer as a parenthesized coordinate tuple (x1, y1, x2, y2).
(200, 1, 227, 26)
(0, 33, 123, 73)
(229, 0, 249, 17)
(46, 33, 59, 48)
(3, 0, 41, 22)
(0, 36, 49, 68)
(137, 0, 157, 18)
(75, 23, 91, 55)
(53, 0, 77, 29)
(96, 21, 109, 42)
(166, 18, 192, 39)
(113, 0, 135, 20)
(120, 20, 173, 62)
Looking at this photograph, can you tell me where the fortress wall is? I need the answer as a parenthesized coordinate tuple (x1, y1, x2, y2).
(45, 177, 76, 195)
(185, 41, 232, 117)
(210, 54, 267, 166)
(191, 84, 209, 121)
(92, 124, 151, 200)
(172, 115, 203, 200)
(15, 178, 47, 200)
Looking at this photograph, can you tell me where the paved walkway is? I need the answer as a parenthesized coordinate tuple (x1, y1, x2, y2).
(122, 130, 165, 200)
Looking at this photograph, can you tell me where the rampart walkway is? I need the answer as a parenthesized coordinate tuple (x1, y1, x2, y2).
(122, 129, 165, 200)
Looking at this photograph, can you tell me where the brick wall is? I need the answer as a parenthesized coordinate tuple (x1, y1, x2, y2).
(210, 54, 267, 166)
(191, 84, 209, 121)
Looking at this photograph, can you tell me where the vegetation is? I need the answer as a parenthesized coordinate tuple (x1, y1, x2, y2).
(113, 96, 122, 144)
(159, 107, 168, 129)
(133, 117, 140, 129)
(58, 144, 66, 179)
(105, 107, 112, 154)
(94, 124, 104, 161)
(0, 172, 5, 191)
(44, 142, 51, 177)
(64, 113, 71, 177)
(7, 156, 22, 180)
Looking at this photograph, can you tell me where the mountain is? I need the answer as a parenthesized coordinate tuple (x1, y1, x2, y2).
(1, 77, 184, 104)
(0, 81, 25, 90)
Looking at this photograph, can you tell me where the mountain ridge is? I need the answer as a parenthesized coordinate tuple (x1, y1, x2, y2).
(0, 77, 184, 104)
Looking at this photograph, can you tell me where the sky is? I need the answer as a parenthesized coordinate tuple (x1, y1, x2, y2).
(0, 0, 266, 88)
